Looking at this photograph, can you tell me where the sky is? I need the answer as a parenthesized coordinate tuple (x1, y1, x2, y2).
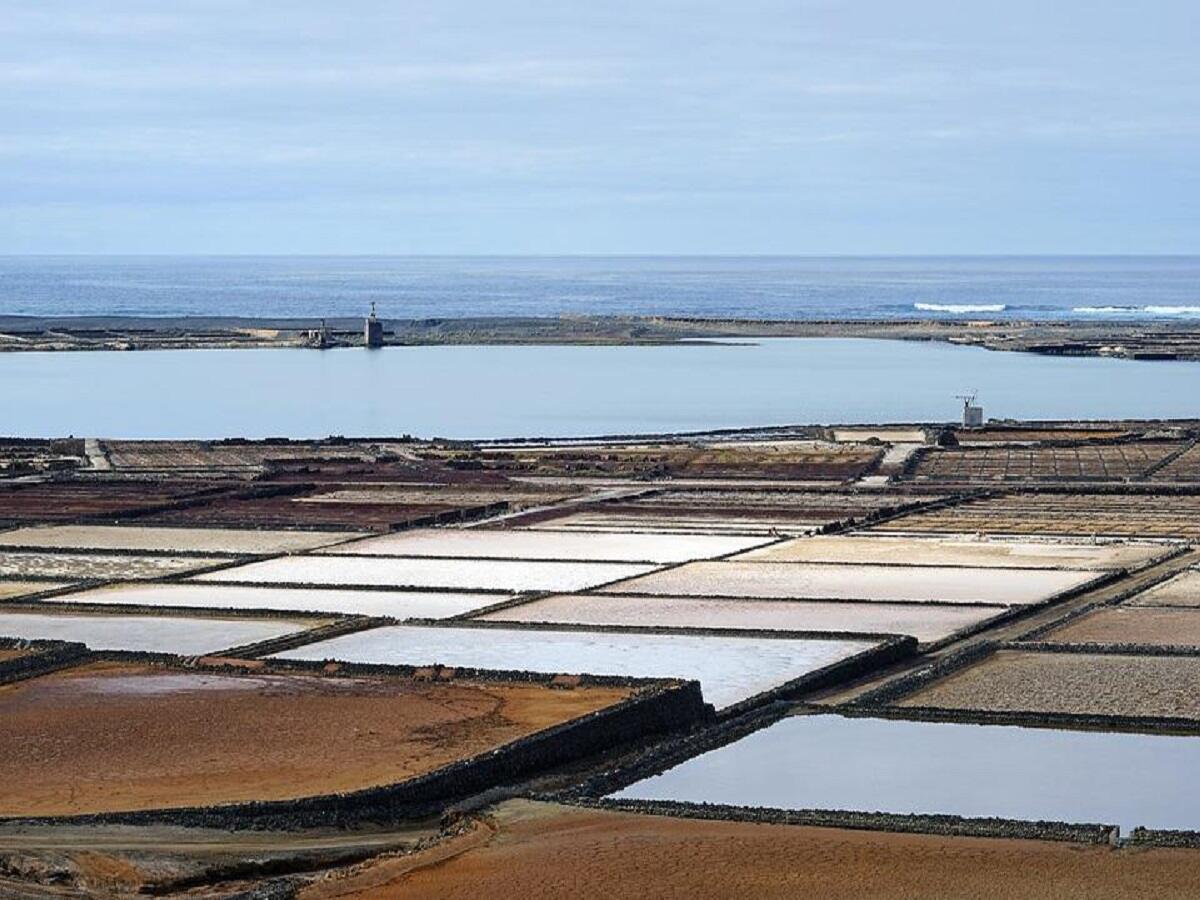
(2, 1, 1198, 254)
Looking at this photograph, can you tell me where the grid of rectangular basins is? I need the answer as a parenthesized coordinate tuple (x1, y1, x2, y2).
(878, 492, 1200, 538)
(1153, 444, 1200, 482)
(909, 443, 1182, 482)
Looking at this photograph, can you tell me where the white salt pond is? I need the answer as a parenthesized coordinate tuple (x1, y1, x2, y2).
(0, 611, 309, 655)
(196, 556, 659, 593)
(51, 583, 508, 619)
(531, 513, 817, 536)
(0, 525, 361, 555)
(273, 624, 877, 709)
(736, 534, 1168, 570)
(601, 561, 1095, 605)
(480, 594, 1005, 644)
(323, 528, 770, 563)
(614, 713, 1200, 834)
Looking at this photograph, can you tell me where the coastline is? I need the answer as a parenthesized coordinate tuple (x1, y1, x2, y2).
(2, 314, 1199, 360)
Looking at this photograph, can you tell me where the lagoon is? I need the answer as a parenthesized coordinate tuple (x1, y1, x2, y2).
(2, 338, 1199, 439)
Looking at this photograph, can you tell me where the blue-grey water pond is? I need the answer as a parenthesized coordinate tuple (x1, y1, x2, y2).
(4, 338, 1200, 439)
(614, 713, 1200, 834)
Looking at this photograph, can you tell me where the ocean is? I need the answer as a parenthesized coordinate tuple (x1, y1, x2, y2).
(1, 255, 1198, 321)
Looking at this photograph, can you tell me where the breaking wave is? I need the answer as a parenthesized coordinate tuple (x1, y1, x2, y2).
(912, 303, 1008, 314)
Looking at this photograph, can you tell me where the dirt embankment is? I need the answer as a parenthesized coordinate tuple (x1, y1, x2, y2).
(300, 800, 1200, 899)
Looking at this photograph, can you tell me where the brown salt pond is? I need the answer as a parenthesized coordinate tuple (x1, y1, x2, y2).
(0, 550, 231, 581)
(600, 561, 1094, 605)
(899, 649, 1200, 719)
(479, 594, 1005, 644)
(0, 581, 68, 600)
(735, 534, 1166, 570)
(0, 662, 633, 816)
(0, 524, 362, 555)
(1043, 606, 1200, 647)
(1126, 569, 1200, 608)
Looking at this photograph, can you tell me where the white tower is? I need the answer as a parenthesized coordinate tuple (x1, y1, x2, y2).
(956, 392, 984, 428)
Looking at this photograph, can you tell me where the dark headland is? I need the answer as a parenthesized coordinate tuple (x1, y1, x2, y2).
(2, 314, 1199, 360)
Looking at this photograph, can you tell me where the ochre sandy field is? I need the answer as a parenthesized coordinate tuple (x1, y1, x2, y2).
(899, 650, 1200, 718)
(1129, 570, 1200, 607)
(1046, 606, 1200, 646)
(0, 649, 32, 662)
(299, 800, 1200, 900)
(0, 663, 632, 817)
(0, 580, 67, 600)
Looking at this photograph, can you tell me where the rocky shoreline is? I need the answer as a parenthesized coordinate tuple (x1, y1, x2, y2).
(3, 314, 1200, 360)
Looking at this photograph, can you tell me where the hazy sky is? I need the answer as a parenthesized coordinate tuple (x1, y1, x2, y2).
(3, 1, 1197, 254)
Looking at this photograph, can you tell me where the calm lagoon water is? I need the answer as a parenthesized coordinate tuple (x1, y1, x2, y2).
(2, 338, 1199, 439)
(615, 713, 1200, 833)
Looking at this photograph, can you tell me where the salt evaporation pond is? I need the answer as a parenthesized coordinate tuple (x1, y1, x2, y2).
(325, 528, 770, 564)
(614, 713, 1200, 833)
(0, 550, 230, 581)
(481, 594, 1005, 644)
(54, 583, 509, 619)
(273, 624, 877, 710)
(0, 524, 361, 555)
(197, 556, 658, 593)
(0, 611, 309, 655)
(602, 561, 1094, 605)
(5, 338, 1200, 438)
(738, 535, 1167, 570)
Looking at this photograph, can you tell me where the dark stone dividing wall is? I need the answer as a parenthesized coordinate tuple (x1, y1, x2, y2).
(0, 639, 90, 685)
(590, 798, 1118, 845)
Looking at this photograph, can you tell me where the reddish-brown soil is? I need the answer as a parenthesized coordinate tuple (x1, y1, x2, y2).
(0, 649, 31, 662)
(138, 494, 471, 530)
(0, 480, 236, 523)
(300, 800, 1200, 900)
(954, 429, 1129, 443)
(102, 439, 377, 470)
(0, 664, 631, 817)
(423, 444, 882, 481)
(262, 459, 511, 485)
